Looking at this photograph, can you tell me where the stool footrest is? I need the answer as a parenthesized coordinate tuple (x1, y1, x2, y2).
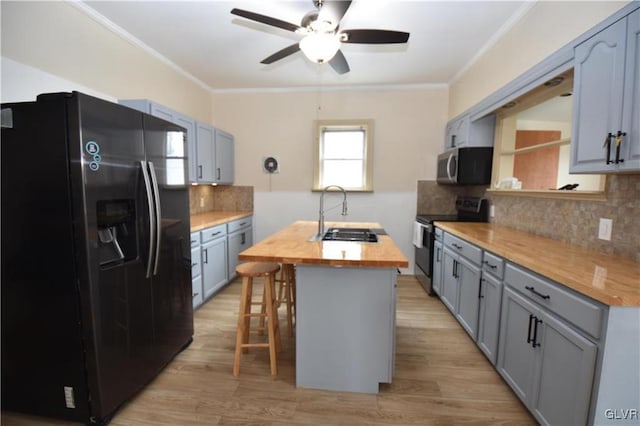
(240, 343, 270, 348)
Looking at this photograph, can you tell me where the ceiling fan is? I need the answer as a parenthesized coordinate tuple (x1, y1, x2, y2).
(230, 0, 410, 74)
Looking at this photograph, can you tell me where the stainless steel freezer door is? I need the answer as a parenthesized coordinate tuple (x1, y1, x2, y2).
(73, 94, 158, 419)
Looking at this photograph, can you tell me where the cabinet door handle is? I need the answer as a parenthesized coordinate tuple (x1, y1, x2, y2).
(615, 130, 626, 164)
(527, 314, 534, 344)
(452, 243, 462, 250)
(203, 248, 208, 264)
(198, 165, 203, 179)
(217, 167, 221, 180)
(452, 260, 458, 278)
(525, 285, 550, 300)
(604, 132, 614, 164)
(483, 260, 497, 269)
(241, 232, 246, 245)
(191, 262, 198, 268)
(532, 317, 543, 348)
(436, 247, 441, 262)
(479, 279, 484, 299)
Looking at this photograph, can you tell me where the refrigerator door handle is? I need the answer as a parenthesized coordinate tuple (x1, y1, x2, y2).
(141, 160, 156, 278)
(148, 161, 162, 276)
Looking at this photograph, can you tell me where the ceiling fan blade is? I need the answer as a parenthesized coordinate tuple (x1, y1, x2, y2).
(319, 1, 352, 25)
(261, 43, 301, 65)
(231, 8, 302, 33)
(340, 29, 410, 44)
(329, 50, 350, 74)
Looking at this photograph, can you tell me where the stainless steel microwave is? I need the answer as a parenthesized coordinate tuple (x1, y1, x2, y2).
(436, 147, 493, 185)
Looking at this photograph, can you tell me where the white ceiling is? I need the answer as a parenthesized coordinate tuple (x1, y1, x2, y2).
(78, 1, 532, 92)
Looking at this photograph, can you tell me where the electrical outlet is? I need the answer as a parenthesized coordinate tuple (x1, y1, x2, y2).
(489, 205, 496, 218)
(598, 218, 612, 241)
(199, 197, 205, 208)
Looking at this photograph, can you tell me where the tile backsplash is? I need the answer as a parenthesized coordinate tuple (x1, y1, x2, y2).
(417, 174, 640, 261)
(189, 185, 253, 215)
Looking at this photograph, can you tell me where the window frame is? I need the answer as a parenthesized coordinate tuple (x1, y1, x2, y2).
(312, 119, 374, 192)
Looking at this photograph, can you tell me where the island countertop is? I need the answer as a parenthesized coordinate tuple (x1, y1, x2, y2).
(435, 222, 640, 307)
(238, 221, 409, 268)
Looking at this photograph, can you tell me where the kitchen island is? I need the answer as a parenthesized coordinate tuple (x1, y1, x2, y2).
(238, 221, 408, 393)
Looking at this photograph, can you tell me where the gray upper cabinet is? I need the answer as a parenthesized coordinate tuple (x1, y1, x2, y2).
(572, 9, 640, 173)
(444, 114, 495, 150)
(119, 98, 234, 184)
(120, 99, 197, 184)
(174, 113, 197, 182)
(445, 116, 469, 149)
(214, 128, 234, 184)
(195, 122, 215, 183)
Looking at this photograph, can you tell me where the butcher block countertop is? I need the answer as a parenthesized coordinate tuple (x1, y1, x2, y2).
(238, 220, 409, 268)
(435, 222, 640, 307)
(190, 211, 252, 232)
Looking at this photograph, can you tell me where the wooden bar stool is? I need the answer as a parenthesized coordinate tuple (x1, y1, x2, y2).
(233, 262, 282, 377)
(276, 264, 296, 337)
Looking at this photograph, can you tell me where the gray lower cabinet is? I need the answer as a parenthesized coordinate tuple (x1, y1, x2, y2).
(227, 218, 253, 279)
(296, 265, 397, 393)
(432, 238, 444, 296)
(201, 224, 228, 300)
(441, 232, 482, 340)
(571, 8, 640, 173)
(441, 247, 458, 313)
(498, 267, 599, 426)
(477, 271, 503, 365)
(455, 256, 481, 339)
(191, 232, 203, 309)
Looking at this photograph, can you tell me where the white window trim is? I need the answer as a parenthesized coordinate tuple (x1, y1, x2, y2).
(312, 119, 374, 192)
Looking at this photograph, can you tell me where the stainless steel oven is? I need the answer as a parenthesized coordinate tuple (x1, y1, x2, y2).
(413, 197, 489, 295)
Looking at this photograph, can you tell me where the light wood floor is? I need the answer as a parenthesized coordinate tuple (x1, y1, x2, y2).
(2, 275, 535, 425)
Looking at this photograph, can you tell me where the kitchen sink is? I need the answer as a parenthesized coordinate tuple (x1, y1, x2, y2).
(321, 228, 379, 243)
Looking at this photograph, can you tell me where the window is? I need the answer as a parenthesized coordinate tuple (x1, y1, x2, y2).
(313, 119, 373, 191)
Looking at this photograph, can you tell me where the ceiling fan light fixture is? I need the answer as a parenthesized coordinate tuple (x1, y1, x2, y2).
(300, 32, 340, 63)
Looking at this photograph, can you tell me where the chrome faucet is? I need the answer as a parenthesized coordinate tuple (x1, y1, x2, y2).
(318, 185, 348, 238)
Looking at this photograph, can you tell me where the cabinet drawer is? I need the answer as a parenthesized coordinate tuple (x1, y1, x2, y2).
(434, 227, 444, 240)
(505, 263, 605, 339)
(482, 251, 504, 279)
(444, 232, 482, 265)
(227, 216, 251, 234)
(190, 232, 200, 248)
(201, 224, 226, 243)
(191, 247, 201, 278)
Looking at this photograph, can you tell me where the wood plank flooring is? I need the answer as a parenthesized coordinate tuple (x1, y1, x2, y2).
(1, 275, 535, 425)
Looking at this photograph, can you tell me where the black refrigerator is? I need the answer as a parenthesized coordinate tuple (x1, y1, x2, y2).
(1, 92, 194, 424)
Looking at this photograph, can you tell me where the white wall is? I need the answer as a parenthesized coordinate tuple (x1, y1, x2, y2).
(1, 57, 115, 103)
(1, 1, 211, 120)
(211, 87, 449, 273)
(449, 1, 629, 118)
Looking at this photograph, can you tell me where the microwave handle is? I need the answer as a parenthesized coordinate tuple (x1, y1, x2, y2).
(446, 154, 454, 182)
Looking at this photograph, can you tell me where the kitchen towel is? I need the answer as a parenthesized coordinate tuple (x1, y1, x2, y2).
(413, 221, 423, 248)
